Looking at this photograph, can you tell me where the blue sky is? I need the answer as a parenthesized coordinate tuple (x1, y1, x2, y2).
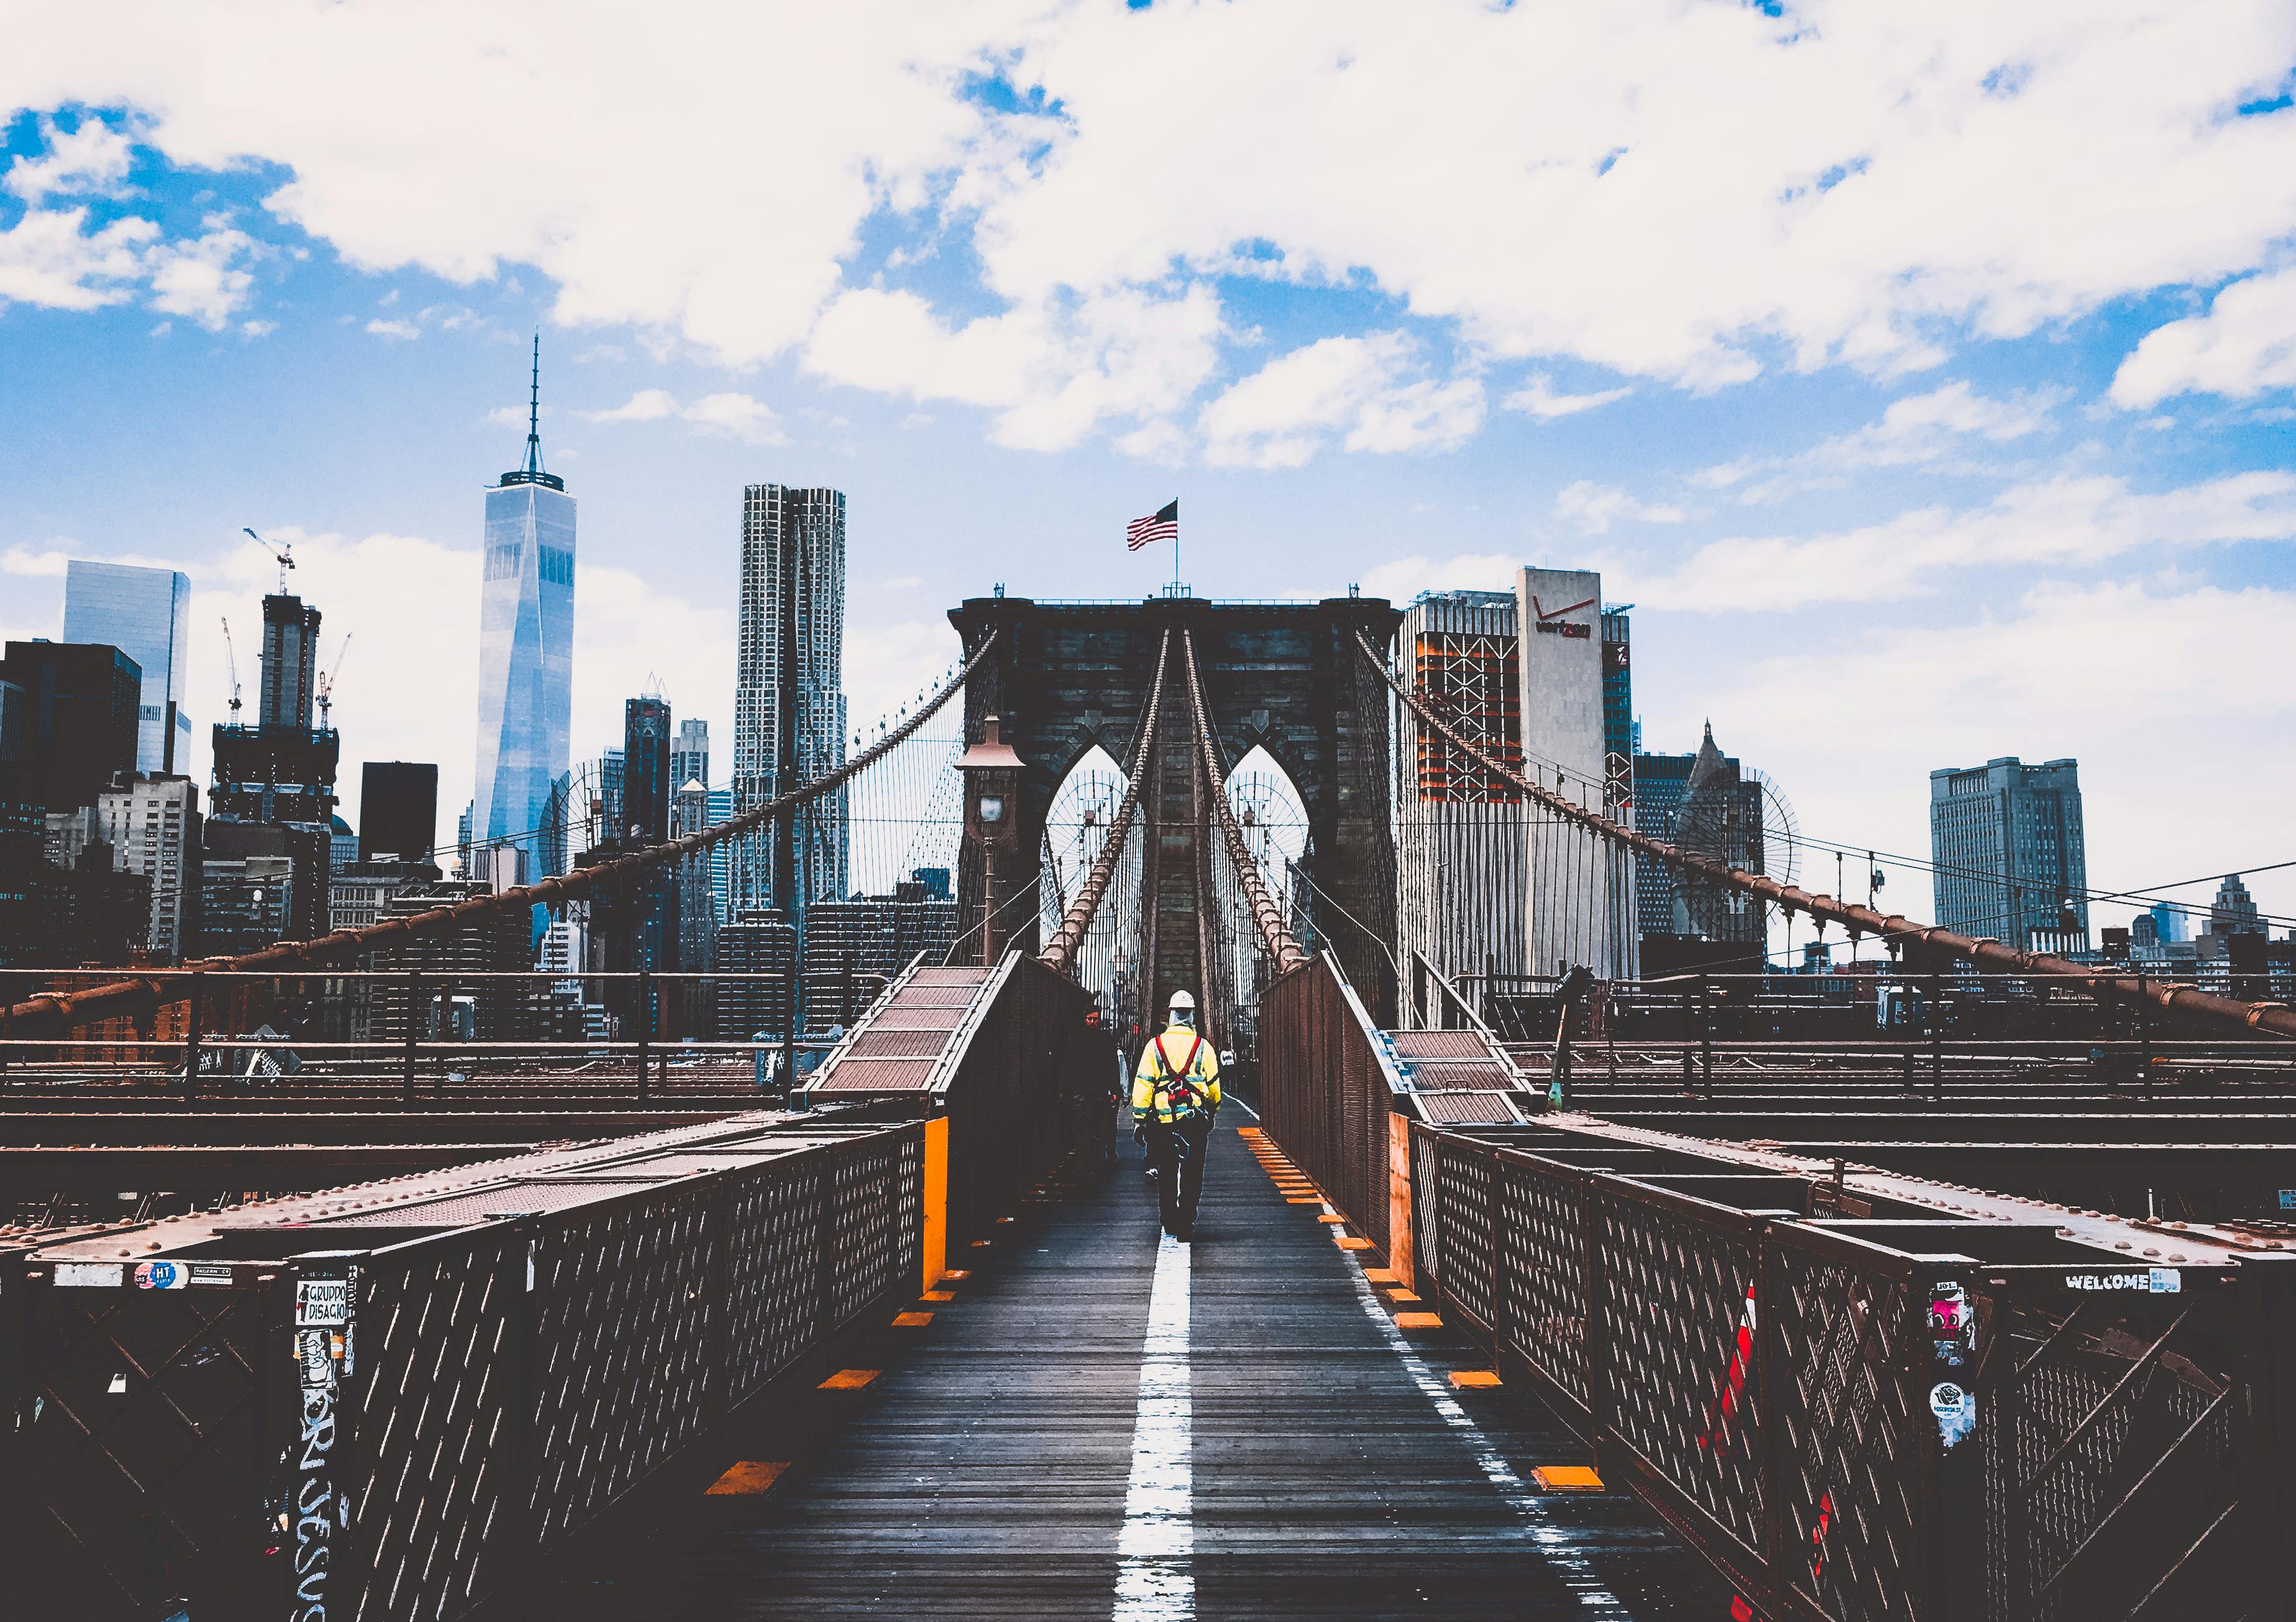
(3, 1, 2293, 937)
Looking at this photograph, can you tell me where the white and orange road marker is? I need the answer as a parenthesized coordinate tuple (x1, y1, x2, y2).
(819, 1369, 879, 1390)
(1450, 1370, 1502, 1390)
(892, 1311, 934, 1327)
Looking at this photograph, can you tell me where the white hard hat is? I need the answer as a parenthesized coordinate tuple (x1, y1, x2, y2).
(1169, 989, 1196, 1012)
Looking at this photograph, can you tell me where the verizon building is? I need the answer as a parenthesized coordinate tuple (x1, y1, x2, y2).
(1516, 566, 1635, 980)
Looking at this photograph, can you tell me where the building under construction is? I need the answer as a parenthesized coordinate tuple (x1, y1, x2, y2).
(1392, 590, 1530, 987)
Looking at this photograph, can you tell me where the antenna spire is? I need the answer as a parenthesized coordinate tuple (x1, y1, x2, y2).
(523, 332, 546, 478)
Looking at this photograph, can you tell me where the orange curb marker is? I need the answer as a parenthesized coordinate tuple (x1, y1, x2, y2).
(1317, 1214, 1347, 1224)
(1336, 1236, 1374, 1250)
(705, 1460, 790, 1496)
(893, 1311, 934, 1327)
(1450, 1370, 1502, 1389)
(1388, 1290, 1422, 1303)
(1394, 1311, 1443, 1329)
(942, 1270, 971, 1281)
(819, 1369, 879, 1390)
(1533, 1465, 1605, 1491)
(921, 1290, 955, 1303)
(1287, 1198, 1324, 1205)
(1363, 1268, 1398, 1284)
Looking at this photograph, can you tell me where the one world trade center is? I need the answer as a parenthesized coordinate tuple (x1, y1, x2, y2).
(472, 336, 575, 883)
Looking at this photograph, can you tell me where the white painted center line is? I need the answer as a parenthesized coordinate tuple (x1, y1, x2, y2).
(1341, 1237, 1629, 1615)
(1113, 1230, 1193, 1621)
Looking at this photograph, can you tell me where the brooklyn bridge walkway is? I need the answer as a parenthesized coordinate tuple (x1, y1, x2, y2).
(544, 1112, 1727, 1620)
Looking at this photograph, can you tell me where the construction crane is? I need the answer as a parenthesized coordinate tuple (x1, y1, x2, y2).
(316, 632, 353, 730)
(244, 525, 294, 592)
(220, 616, 243, 720)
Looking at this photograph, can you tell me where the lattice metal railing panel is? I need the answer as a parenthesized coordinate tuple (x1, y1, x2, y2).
(1493, 1152, 1590, 1414)
(1437, 1142, 1495, 1336)
(1597, 1187, 1768, 1556)
(352, 1233, 523, 1622)
(1769, 1240, 1926, 1622)
(723, 1157, 829, 1400)
(827, 1133, 922, 1329)
(1410, 1124, 1442, 1299)
(527, 1188, 723, 1547)
(17, 1281, 272, 1620)
(1996, 1293, 2242, 1622)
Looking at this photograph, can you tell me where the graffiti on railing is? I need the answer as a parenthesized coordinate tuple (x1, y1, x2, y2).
(285, 1268, 356, 1621)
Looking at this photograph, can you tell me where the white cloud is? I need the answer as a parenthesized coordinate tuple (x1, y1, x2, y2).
(1357, 552, 1522, 603)
(1502, 373, 1633, 419)
(2111, 267, 2296, 407)
(12, 3, 2288, 451)
(145, 226, 256, 329)
(1700, 386, 2054, 504)
(240, 318, 275, 337)
(484, 405, 526, 428)
(3, 117, 133, 203)
(1200, 332, 1482, 469)
(575, 385, 786, 442)
(681, 391, 785, 444)
(1613, 469, 2296, 612)
(580, 387, 678, 423)
(1695, 379, 2066, 500)
(365, 316, 419, 339)
(1553, 479, 1687, 535)
(806, 283, 1223, 451)
(0, 206, 155, 311)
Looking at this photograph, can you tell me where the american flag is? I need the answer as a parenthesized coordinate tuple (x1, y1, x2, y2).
(1126, 499, 1178, 551)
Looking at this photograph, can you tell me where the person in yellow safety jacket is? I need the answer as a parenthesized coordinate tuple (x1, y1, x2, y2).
(1132, 989, 1222, 1240)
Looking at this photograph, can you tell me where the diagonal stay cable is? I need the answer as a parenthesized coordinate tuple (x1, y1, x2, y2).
(1040, 627, 1172, 975)
(1355, 628, 2295, 1045)
(8, 628, 1001, 1037)
(1182, 628, 1308, 974)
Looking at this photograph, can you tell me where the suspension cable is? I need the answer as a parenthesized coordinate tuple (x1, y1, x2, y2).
(1356, 628, 2295, 1043)
(7, 629, 1001, 1037)
(1182, 628, 1308, 974)
(1040, 628, 1171, 974)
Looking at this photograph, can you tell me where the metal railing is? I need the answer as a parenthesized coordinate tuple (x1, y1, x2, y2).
(2, 1116, 925, 1622)
(1406, 1121, 2296, 1620)
(1257, 951, 1404, 1255)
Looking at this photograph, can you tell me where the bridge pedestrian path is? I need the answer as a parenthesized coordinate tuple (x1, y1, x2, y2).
(544, 1108, 1729, 1620)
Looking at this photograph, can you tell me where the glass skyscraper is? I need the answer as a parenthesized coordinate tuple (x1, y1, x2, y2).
(62, 560, 192, 774)
(1929, 756, 2088, 953)
(731, 484, 847, 920)
(473, 339, 576, 876)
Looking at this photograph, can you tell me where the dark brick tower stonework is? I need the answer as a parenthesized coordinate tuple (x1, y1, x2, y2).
(947, 594, 1405, 1024)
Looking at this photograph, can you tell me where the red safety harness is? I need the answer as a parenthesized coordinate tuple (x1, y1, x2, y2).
(1152, 1032, 1209, 1119)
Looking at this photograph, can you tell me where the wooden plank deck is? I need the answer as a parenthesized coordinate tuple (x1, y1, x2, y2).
(545, 1111, 1730, 1619)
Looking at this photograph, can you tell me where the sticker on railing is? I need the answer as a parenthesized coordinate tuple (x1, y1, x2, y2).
(1928, 1380, 1975, 1449)
(2064, 1269, 2179, 1294)
(1929, 1280, 1972, 1370)
(296, 1278, 351, 1326)
(55, 1262, 124, 1288)
(1697, 1283, 1757, 1451)
(134, 1260, 186, 1290)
